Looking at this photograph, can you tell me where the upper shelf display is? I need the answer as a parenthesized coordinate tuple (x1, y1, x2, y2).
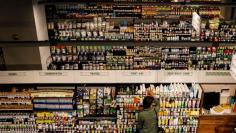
(38, 0, 236, 7)
(45, 2, 236, 42)
(48, 45, 235, 71)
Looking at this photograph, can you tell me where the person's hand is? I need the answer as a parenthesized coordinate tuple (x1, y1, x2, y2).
(147, 90, 155, 96)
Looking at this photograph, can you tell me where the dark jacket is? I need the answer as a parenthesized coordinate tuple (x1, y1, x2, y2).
(137, 98, 160, 133)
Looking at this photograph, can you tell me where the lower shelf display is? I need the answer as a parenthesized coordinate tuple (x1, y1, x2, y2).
(0, 83, 202, 133)
(0, 112, 37, 133)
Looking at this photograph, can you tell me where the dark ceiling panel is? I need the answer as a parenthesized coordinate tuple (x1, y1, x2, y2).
(0, 0, 37, 41)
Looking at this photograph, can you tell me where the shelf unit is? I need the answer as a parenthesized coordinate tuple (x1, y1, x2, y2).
(37, 0, 236, 7)
(0, 1, 235, 133)
(1, 41, 236, 47)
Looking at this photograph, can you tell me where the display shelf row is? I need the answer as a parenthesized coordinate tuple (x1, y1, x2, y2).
(0, 41, 236, 47)
(37, 0, 236, 7)
(0, 84, 202, 133)
(0, 70, 234, 84)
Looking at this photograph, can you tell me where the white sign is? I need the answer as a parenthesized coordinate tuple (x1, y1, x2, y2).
(0, 71, 35, 83)
(122, 71, 151, 76)
(0, 72, 26, 76)
(198, 71, 235, 83)
(192, 12, 201, 34)
(34, 71, 74, 83)
(230, 54, 236, 81)
(117, 70, 156, 83)
(39, 72, 68, 76)
(80, 72, 109, 76)
(158, 70, 197, 83)
(76, 71, 115, 83)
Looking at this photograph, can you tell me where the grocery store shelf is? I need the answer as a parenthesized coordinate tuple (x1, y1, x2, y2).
(37, 0, 236, 7)
(0, 70, 235, 84)
(1, 40, 236, 47)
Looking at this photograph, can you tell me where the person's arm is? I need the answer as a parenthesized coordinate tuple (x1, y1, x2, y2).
(153, 97, 160, 112)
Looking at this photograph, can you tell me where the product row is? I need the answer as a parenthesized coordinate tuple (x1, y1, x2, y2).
(46, 4, 220, 19)
(45, 3, 234, 42)
(0, 84, 202, 133)
(42, 0, 221, 3)
(48, 45, 235, 70)
(47, 19, 236, 42)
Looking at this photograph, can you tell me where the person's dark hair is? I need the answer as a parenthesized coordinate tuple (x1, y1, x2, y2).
(143, 96, 154, 109)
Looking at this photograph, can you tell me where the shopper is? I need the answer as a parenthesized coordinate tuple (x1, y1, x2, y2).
(137, 90, 163, 133)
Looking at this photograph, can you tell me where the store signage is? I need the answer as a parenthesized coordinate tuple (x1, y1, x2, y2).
(0, 72, 26, 76)
(118, 71, 156, 83)
(122, 71, 151, 76)
(80, 72, 109, 76)
(198, 71, 235, 83)
(158, 70, 197, 83)
(76, 71, 114, 83)
(166, 72, 181, 76)
(205, 72, 230, 76)
(183, 72, 193, 76)
(165, 71, 193, 76)
(34, 71, 74, 83)
(0, 71, 35, 83)
(8, 72, 26, 76)
(39, 72, 68, 76)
